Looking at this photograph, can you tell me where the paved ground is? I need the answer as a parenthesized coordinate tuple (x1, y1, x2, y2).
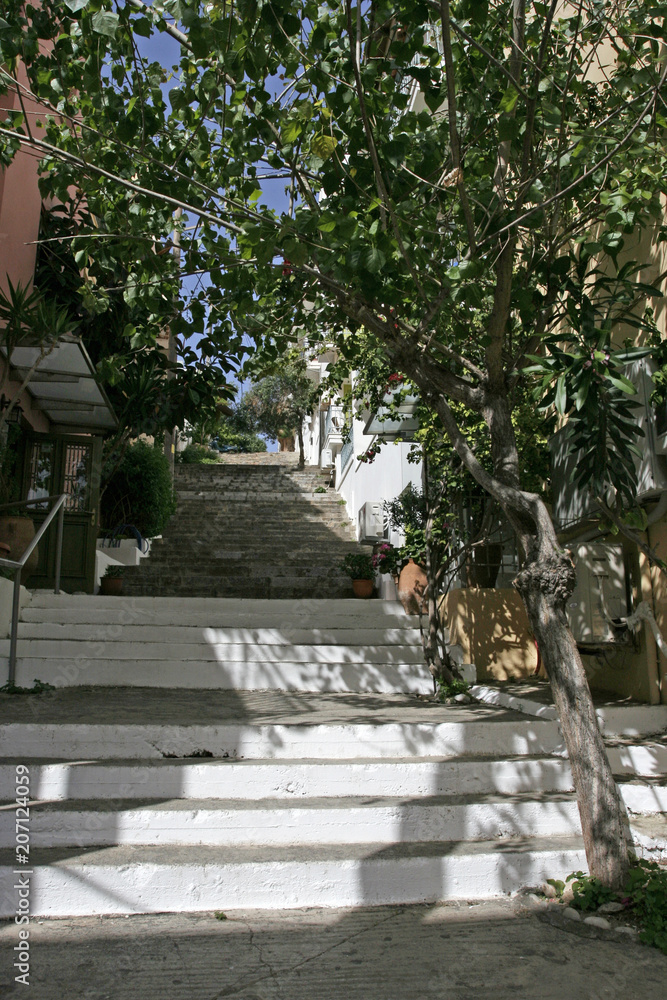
(1, 900, 665, 999)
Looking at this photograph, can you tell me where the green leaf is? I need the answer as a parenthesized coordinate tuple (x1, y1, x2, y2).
(282, 239, 308, 266)
(64, 0, 90, 11)
(317, 215, 337, 233)
(555, 375, 567, 414)
(499, 86, 519, 113)
(311, 134, 338, 160)
(363, 247, 386, 274)
(132, 17, 153, 38)
(281, 120, 302, 144)
(91, 11, 120, 38)
(607, 376, 637, 394)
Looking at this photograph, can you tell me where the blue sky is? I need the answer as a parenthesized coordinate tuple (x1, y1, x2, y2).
(136, 14, 290, 449)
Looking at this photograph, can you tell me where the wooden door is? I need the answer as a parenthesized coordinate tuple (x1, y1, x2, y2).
(22, 434, 102, 593)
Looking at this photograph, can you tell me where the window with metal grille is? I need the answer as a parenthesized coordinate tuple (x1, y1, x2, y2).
(27, 441, 54, 508)
(63, 443, 91, 511)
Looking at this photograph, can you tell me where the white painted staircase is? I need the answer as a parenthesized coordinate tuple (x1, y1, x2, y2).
(0, 594, 665, 916)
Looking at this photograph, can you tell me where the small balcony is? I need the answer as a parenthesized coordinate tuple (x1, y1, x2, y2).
(323, 403, 346, 453)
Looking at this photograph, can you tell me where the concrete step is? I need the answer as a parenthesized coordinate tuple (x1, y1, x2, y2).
(615, 776, 667, 813)
(0, 754, 576, 801)
(0, 792, 583, 849)
(0, 837, 588, 915)
(3, 757, 661, 811)
(4, 656, 432, 694)
(607, 742, 667, 775)
(120, 567, 357, 583)
(16, 624, 423, 646)
(2, 639, 425, 665)
(0, 717, 563, 760)
(23, 596, 414, 628)
(119, 584, 358, 600)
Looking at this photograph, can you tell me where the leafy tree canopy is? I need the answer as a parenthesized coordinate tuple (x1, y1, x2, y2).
(0, 0, 664, 507)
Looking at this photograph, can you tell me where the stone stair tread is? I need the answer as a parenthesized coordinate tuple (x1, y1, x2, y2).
(7, 790, 579, 811)
(118, 459, 369, 599)
(0, 833, 587, 867)
(0, 687, 532, 725)
(0, 751, 569, 766)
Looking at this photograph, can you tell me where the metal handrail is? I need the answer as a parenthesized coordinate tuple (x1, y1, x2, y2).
(1, 493, 67, 685)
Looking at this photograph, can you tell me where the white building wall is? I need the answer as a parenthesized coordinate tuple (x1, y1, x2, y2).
(301, 366, 423, 598)
(335, 407, 423, 597)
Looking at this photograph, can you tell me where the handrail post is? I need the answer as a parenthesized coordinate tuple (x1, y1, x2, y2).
(4, 493, 68, 684)
(8, 569, 21, 686)
(54, 501, 65, 595)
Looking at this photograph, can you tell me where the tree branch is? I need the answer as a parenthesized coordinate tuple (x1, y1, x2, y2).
(439, 0, 477, 253)
(345, 0, 428, 299)
(478, 59, 667, 248)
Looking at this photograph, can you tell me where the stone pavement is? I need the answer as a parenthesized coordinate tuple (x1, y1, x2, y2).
(1, 899, 665, 1000)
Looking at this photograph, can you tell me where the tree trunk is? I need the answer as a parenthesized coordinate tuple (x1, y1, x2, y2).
(514, 545, 630, 889)
(422, 493, 455, 688)
(423, 391, 630, 886)
(297, 422, 305, 469)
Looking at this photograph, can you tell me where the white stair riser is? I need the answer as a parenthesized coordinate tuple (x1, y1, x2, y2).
(0, 847, 588, 916)
(621, 784, 667, 813)
(27, 595, 411, 615)
(0, 800, 583, 849)
(21, 610, 417, 628)
(0, 758, 575, 800)
(606, 745, 667, 776)
(8, 659, 431, 694)
(15, 625, 424, 646)
(1, 640, 425, 664)
(1, 721, 563, 760)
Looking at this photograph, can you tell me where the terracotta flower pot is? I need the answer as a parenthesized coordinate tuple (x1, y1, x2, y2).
(352, 578, 374, 598)
(397, 557, 427, 615)
(100, 576, 123, 596)
(0, 516, 38, 582)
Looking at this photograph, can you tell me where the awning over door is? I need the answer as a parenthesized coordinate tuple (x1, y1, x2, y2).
(1, 336, 117, 432)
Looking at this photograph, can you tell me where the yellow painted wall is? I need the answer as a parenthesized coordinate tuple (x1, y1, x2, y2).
(444, 587, 538, 681)
(574, 526, 663, 705)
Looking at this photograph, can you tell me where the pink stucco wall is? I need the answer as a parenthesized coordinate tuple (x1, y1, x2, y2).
(0, 63, 43, 296)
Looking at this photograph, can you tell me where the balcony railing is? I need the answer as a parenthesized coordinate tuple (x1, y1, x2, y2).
(340, 432, 354, 471)
(324, 404, 345, 442)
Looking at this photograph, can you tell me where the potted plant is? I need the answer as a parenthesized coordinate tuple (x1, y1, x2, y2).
(100, 564, 124, 596)
(340, 552, 375, 598)
(371, 542, 403, 585)
(0, 438, 38, 582)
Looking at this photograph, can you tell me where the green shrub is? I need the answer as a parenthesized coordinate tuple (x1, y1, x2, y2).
(436, 678, 470, 701)
(566, 871, 615, 912)
(178, 443, 220, 464)
(623, 860, 667, 953)
(101, 441, 176, 538)
(339, 552, 375, 580)
(563, 861, 667, 955)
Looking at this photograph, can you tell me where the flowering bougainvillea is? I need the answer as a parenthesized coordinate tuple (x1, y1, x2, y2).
(371, 542, 403, 577)
(358, 444, 381, 464)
